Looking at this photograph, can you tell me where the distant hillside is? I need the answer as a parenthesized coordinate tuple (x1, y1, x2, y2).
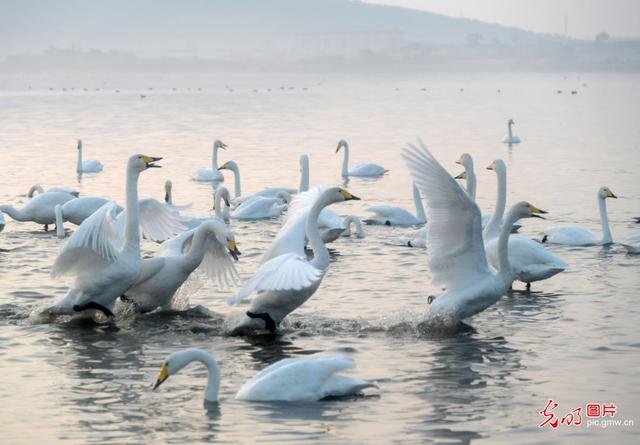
(0, 0, 560, 58)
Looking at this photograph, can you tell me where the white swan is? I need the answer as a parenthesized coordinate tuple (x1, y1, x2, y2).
(399, 227, 426, 248)
(454, 153, 476, 199)
(153, 349, 375, 403)
(76, 139, 104, 173)
(1, 191, 76, 231)
(502, 119, 520, 144)
(119, 219, 240, 312)
(621, 234, 640, 254)
(485, 235, 566, 289)
(543, 187, 617, 246)
(363, 184, 425, 226)
(28, 184, 79, 198)
(402, 140, 546, 325)
(54, 196, 114, 238)
(226, 186, 360, 334)
(193, 139, 227, 182)
(230, 192, 291, 220)
(47, 154, 165, 317)
(341, 215, 365, 238)
(336, 139, 387, 178)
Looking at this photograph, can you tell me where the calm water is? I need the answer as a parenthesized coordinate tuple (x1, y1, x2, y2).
(0, 72, 639, 444)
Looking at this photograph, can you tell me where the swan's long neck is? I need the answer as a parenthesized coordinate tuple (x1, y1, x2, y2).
(299, 156, 310, 192)
(483, 165, 507, 240)
(212, 142, 219, 171)
(0, 205, 24, 221)
(76, 141, 83, 173)
(598, 197, 613, 244)
(496, 207, 519, 282)
(189, 350, 221, 403)
(28, 184, 44, 198)
(123, 168, 141, 254)
(164, 187, 172, 205)
(344, 215, 364, 237)
(507, 122, 513, 139)
(341, 143, 350, 178)
(214, 188, 229, 218)
(182, 222, 215, 272)
(55, 205, 65, 238)
(413, 184, 426, 223)
(465, 162, 477, 200)
(230, 164, 241, 198)
(307, 195, 331, 269)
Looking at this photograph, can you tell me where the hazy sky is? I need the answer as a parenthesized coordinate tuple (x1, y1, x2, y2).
(365, 0, 640, 39)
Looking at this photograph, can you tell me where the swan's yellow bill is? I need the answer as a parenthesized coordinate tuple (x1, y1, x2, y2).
(340, 189, 360, 201)
(153, 363, 169, 390)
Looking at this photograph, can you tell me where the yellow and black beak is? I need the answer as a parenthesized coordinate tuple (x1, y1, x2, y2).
(217, 162, 228, 171)
(223, 196, 231, 207)
(340, 189, 360, 201)
(228, 240, 241, 261)
(335, 143, 342, 153)
(607, 190, 618, 199)
(528, 204, 548, 219)
(486, 161, 496, 171)
(142, 155, 162, 168)
(455, 171, 466, 179)
(219, 141, 228, 149)
(153, 363, 169, 390)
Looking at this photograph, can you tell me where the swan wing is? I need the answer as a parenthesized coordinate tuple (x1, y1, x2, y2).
(137, 198, 186, 242)
(235, 355, 355, 401)
(402, 139, 490, 290)
(199, 232, 240, 290)
(51, 201, 123, 278)
(228, 253, 323, 304)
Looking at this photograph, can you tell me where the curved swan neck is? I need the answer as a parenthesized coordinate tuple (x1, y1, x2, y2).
(214, 188, 230, 218)
(465, 161, 477, 200)
(55, 205, 65, 238)
(497, 207, 519, 281)
(28, 184, 44, 198)
(344, 215, 364, 237)
(123, 167, 141, 254)
(185, 350, 221, 402)
(228, 163, 241, 198)
(507, 121, 513, 138)
(0, 205, 23, 221)
(598, 196, 613, 244)
(483, 162, 507, 240)
(413, 184, 426, 223)
(307, 194, 331, 269)
(341, 142, 350, 178)
(76, 140, 83, 173)
(299, 155, 310, 192)
(183, 222, 216, 271)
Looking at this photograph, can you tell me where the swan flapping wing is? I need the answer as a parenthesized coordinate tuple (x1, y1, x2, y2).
(138, 198, 187, 242)
(402, 139, 491, 290)
(228, 253, 323, 304)
(51, 201, 123, 278)
(199, 232, 240, 290)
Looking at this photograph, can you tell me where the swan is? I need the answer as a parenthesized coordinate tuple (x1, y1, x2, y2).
(482, 160, 521, 239)
(454, 153, 476, 199)
(336, 139, 387, 178)
(230, 192, 291, 220)
(621, 234, 640, 254)
(28, 184, 79, 198)
(119, 219, 240, 313)
(340, 215, 365, 238)
(502, 119, 520, 144)
(1, 191, 76, 231)
(485, 235, 566, 290)
(363, 184, 425, 226)
(180, 186, 232, 230)
(226, 186, 360, 334)
(399, 227, 426, 248)
(76, 139, 104, 173)
(318, 214, 365, 243)
(402, 140, 546, 325)
(54, 196, 114, 238)
(193, 139, 227, 182)
(47, 154, 166, 317)
(542, 187, 617, 246)
(153, 349, 375, 403)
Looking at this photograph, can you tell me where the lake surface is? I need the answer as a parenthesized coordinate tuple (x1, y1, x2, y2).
(0, 71, 639, 444)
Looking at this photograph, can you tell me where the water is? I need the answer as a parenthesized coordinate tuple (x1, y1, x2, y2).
(1, 72, 639, 444)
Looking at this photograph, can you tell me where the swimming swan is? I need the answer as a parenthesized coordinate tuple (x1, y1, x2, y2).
(363, 184, 425, 226)
(28, 184, 79, 198)
(76, 139, 103, 173)
(1, 192, 76, 231)
(336, 139, 387, 178)
(193, 139, 227, 182)
(153, 349, 375, 402)
(402, 140, 546, 325)
(226, 186, 360, 334)
(230, 192, 291, 220)
(120, 219, 240, 312)
(48, 154, 164, 317)
(502, 119, 520, 144)
(542, 187, 617, 246)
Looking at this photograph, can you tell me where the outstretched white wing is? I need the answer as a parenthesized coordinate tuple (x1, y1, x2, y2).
(199, 232, 240, 290)
(116, 199, 186, 242)
(228, 253, 323, 304)
(51, 201, 123, 278)
(402, 139, 491, 290)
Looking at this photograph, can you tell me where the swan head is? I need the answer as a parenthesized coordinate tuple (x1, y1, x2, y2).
(77, 139, 82, 150)
(129, 154, 162, 172)
(218, 160, 238, 172)
(214, 140, 227, 150)
(455, 153, 473, 169)
(335, 139, 349, 153)
(153, 348, 210, 391)
(454, 171, 467, 180)
(598, 186, 617, 200)
(213, 186, 231, 209)
(508, 119, 515, 126)
(227, 237, 241, 260)
(486, 159, 506, 174)
(328, 187, 360, 203)
(513, 201, 547, 220)
(300, 154, 309, 169)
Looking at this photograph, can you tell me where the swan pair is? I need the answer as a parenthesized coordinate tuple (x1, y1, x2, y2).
(402, 140, 548, 326)
(153, 349, 375, 402)
(28, 184, 79, 198)
(502, 119, 520, 144)
(193, 139, 227, 182)
(76, 139, 103, 173)
(226, 186, 360, 334)
(54, 197, 115, 238)
(543, 187, 617, 246)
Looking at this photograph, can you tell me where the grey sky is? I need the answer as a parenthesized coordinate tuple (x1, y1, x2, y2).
(364, 0, 640, 39)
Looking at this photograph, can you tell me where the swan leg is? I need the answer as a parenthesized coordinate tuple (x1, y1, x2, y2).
(73, 302, 115, 318)
(246, 311, 276, 333)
